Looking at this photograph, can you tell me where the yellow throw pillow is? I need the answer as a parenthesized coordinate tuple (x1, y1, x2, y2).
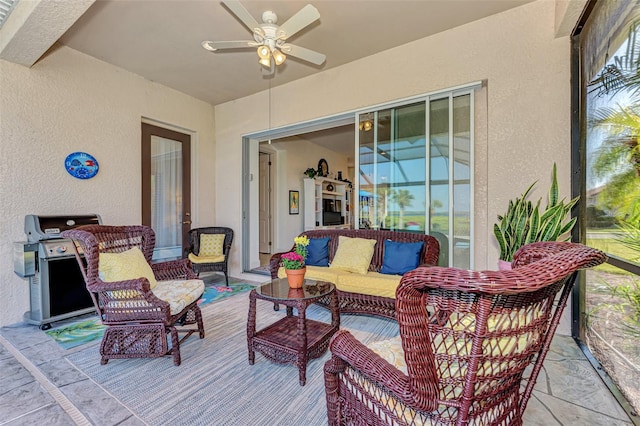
(99, 247, 158, 289)
(329, 236, 376, 275)
(200, 234, 225, 256)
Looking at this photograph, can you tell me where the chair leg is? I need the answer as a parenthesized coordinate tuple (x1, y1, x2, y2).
(170, 327, 181, 366)
(224, 268, 229, 286)
(196, 306, 205, 339)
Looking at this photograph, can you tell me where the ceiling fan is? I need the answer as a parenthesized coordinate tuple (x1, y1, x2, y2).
(202, 1, 326, 73)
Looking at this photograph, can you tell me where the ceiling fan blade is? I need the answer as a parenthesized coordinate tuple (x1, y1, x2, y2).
(281, 44, 326, 65)
(222, 0, 261, 33)
(277, 4, 320, 40)
(202, 40, 255, 51)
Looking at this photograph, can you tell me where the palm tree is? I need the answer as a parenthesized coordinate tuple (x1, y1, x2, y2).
(589, 62, 640, 98)
(588, 30, 640, 98)
(390, 189, 414, 229)
(589, 94, 640, 222)
(376, 184, 390, 228)
(588, 27, 640, 224)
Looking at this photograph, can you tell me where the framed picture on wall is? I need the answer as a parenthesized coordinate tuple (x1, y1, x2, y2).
(289, 190, 300, 215)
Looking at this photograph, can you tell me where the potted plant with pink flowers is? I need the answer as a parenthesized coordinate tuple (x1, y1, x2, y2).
(281, 235, 309, 288)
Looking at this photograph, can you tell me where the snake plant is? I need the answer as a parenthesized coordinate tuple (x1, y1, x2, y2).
(494, 164, 579, 261)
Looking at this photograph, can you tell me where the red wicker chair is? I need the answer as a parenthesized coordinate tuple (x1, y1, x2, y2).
(324, 242, 607, 425)
(62, 225, 205, 366)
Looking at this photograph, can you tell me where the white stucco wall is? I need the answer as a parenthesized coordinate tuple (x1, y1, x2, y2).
(0, 45, 215, 326)
(216, 0, 572, 271)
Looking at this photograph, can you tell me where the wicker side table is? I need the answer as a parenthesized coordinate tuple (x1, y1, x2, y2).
(247, 278, 339, 386)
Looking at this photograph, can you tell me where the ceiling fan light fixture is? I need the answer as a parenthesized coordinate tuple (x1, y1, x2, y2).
(257, 45, 271, 60)
(258, 57, 271, 68)
(273, 49, 286, 65)
(359, 120, 373, 131)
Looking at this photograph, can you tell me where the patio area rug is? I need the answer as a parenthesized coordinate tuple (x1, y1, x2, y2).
(46, 282, 257, 349)
(65, 292, 399, 425)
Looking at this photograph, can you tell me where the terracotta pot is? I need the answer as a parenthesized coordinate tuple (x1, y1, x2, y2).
(287, 288, 305, 298)
(285, 267, 306, 288)
(498, 259, 512, 270)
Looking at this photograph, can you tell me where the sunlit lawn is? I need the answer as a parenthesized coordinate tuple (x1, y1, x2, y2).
(587, 230, 639, 274)
(382, 214, 470, 234)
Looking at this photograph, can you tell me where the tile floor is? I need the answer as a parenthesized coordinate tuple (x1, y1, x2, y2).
(0, 273, 635, 425)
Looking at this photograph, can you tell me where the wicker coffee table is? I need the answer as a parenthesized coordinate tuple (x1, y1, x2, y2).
(247, 278, 339, 386)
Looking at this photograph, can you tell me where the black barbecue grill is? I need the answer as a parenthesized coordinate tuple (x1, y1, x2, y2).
(14, 214, 102, 329)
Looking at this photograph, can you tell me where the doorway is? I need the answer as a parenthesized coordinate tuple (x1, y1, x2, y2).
(258, 150, 273, 268)
(141, 122, 191, 261)
(241, 114, 355, 274)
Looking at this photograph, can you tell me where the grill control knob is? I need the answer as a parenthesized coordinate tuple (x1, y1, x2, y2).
(56, 246, 68, 254)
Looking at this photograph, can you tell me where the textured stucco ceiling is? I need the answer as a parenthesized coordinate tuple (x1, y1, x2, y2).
(55, 0, 534, 106)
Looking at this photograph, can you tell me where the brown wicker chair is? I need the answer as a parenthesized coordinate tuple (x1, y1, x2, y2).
(186, 227, 234, 285)
(62, 225, 205, 366)
(324, 241, 607, 425)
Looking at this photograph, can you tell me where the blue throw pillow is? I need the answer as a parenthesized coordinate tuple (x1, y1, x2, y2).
(305, 237, 330, 267)
(380, 240, 424, 275)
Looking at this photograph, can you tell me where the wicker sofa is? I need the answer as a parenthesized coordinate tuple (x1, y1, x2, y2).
(269, 229, 440, 319)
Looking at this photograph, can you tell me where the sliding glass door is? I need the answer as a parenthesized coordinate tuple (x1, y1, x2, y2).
(356, 91, 473, 268)
(575, 1, 640, 414)
(358, 104, 427, 232)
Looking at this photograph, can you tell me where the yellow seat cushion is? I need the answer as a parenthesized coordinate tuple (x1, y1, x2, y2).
(199, 233, 225, 256)
(99, 247, 158, 290)
(329, 236, 377, 274)
(277, 266, 400, 298)
(152, 279, 205, 315)
(369, 336, 407, 373)
(335, 271, 401, 298)
(277, 265, 344, 283)
(188, 253, 225, 264)
(367, 308, 545, 402)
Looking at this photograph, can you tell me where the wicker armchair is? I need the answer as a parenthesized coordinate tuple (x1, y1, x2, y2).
(62, 225, 205, 366)
(324, 242, 607, 425)
(186, 227, 234, 285)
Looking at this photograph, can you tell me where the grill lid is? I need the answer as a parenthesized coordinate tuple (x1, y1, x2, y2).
(25, 214, 102, 242)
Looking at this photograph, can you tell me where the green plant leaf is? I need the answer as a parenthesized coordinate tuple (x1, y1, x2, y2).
(526, 204, 541, 244)
(541, 214, 563, 241)
(494, 223, 508, 260)
(548, 163, 559, 207)
(513, 200, 530, 250)
(540, 203, 563, 224)
(559, 216, 577, 236)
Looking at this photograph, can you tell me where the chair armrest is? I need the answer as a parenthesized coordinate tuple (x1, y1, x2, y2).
(329, 330, 439, 412)
(92, 277, 171, 314)
(329, 331, 412, 397)
(92, 277, 150, 293)
(152, 258, 198, 281)
(269, 252, 287, 278)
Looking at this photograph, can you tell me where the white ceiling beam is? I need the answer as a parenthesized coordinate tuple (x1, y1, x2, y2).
(554, 0, 588, 38)
(0, 0, 95, 67)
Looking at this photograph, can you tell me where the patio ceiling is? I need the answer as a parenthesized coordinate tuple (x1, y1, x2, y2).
(1, 0, 534, 106)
